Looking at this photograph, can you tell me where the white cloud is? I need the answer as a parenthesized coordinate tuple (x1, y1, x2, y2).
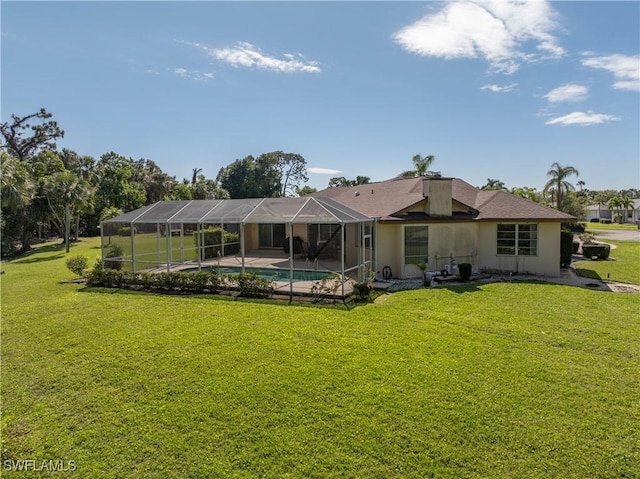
(183, 41, 321, 74)
(392, 0, 564, 74)
(544, 84, 588, 102)
(308, 167, 342, 175)
(173, 67, 214, 82)
(581, 54, 640, 92)
(481, 83, 517, 93)
(545, 111, 620, 126)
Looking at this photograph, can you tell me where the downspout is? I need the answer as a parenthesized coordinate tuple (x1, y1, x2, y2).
(166, 222, 171, 273)
(131, 222, 136, 273)
(289, 224, 294, 299)
(196, 222, 202, 271)
(240, 222, 246, 273)
(341, 221, 345, 297)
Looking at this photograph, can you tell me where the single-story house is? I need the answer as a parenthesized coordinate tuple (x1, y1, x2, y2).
(311, 176, 575, 278)
(584, 199, 640, 223)
(101, 176, 574, 286)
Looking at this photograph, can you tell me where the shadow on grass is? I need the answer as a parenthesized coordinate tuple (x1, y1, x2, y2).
(77, 285, 357, 309)
(439, 283, 484, 294)
(574, 268, 602, 281)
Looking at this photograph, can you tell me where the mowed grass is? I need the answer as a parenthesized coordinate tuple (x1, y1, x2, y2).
(1, 239, 639, 478)
(575, 240, 640, 285)
(585, 222, 638, 231)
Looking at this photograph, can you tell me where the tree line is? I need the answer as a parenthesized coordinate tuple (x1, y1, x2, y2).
(1, 109, 311, 256)
(2, 109, 636, 256)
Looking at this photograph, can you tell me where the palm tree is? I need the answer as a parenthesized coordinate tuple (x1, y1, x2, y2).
(543, 162, 579, 212)
(619, 196, 634, 224)
(0, 152, 34, 212)
(43, 171, 93, 253)
(577, 180, 585, 191)
(481, 178, 507, 191)
(399, 154, 436, 177)
(607, 196, 623, 223)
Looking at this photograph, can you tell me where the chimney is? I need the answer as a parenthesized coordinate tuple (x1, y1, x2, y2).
(423, 177, 452, 216)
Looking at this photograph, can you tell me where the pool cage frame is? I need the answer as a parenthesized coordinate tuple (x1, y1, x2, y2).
(100, 197, 376, 297)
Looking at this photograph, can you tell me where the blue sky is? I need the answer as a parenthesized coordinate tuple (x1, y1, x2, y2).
(2, 1, 639, 192)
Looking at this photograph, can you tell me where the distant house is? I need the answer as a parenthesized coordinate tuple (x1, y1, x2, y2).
(312, 176, 574, 278)
(584, 199, 640, 223)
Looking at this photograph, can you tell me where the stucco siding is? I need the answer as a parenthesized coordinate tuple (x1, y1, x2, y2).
(427, 223, 478, 274)
(477, 222, 561, 276)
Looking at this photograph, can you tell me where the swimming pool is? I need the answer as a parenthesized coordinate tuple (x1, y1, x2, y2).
(183, 266, 335, 283)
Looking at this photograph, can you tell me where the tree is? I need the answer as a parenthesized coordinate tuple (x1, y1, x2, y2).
(217, 154, 280, 199)
(296, 185, 317, 196)
(41, 170, 93, 253)
(577, 180, 585, 191)
(261, 151, 308, 197)
(1, 152, 36, 255)
(398, 154, 436, 177)
(607, 196, 623, 223)
(191, 168, 203, 186)
(543, 162, 579, 212)
(619, 196, 634, 223)
(1, 109, 64, 161)
(328, 176, 371, 187)
(94, 152, 146, 213)
(481, 178, 507, 191)
(510, 186, 544, 203)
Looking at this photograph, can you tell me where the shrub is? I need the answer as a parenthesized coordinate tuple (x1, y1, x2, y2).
(590, 218, 600, 223)
(458, 263, 472, 281)
(600, 218, 612, 224)
(195, 227, 241, 259)
(352, 281, 373, 301)
(560, 230, 574, 268)
(86, 269, 222, 293)
(104, 243, 124, 270)
(234, 272, 275, 298)
(582, 244, 611, 260)
(66, 255, 89, 277)
(563, 222, 585, 233)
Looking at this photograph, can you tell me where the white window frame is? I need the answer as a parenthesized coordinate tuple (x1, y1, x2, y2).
(496, 223, 538, 256)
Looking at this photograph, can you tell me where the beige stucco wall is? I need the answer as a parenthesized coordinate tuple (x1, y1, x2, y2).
(374, 221, 561, 279)
(375, 222, 478, 279)
(477, 222, 561, 276)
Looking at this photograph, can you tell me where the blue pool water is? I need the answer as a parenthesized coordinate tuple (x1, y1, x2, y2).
(183, 266, 334, 283)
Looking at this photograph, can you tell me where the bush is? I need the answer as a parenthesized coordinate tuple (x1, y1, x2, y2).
(66, 255, 89, 277)
(560, 230, 574, 268)
(582, 244, 611, 260)
(118, 226, 137, 236)
(600, 218, 612, 224)
(234, 272, 275, 298)
(104, 243, 123, 270)
(352, 281, 373, 301)
(572, 241, 580, 254)
(563, 222, 585, 233)
(195, 227, 240, 259)
(87, 268, 223, 293)
(590, 218, 600, 223)
(458, 263, 472, 281)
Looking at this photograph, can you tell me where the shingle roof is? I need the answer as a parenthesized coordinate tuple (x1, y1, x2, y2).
(311, 176, 574, 222)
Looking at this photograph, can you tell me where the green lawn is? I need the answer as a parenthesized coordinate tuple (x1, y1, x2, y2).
(2, 238, 639, 478)
(585, 222, 638, 231)
(575, 240, 640, 285)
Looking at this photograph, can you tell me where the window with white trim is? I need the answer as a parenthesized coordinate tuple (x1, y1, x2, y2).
(497, 224, 537, 256)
